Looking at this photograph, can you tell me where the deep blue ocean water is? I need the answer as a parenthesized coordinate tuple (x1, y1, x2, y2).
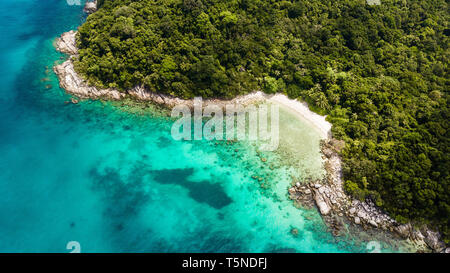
(0, 0, 411, 253)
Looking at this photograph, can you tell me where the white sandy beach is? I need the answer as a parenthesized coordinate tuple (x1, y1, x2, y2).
(268, 94, 332, 139)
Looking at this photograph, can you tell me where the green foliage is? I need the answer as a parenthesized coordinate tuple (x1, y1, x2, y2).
(75, 0, 449, 240)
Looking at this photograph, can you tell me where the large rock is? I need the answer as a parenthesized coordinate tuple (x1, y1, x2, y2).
(54, 60, 125, 100)
(395, 224, 412, 238)
(357, 210, 367, 219)
(369, 220, 378, 228)
(128, 86, 192, 108)
(423, 230, 446, 252)
(318, 186, 326, 194)
(313, 189, 330, 215)
(55, 30, 77, 55)
(84, 1, 97, 14)
(322, 147, 334, 158)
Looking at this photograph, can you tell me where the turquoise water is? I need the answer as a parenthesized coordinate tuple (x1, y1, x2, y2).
(0, 1, 407, 253)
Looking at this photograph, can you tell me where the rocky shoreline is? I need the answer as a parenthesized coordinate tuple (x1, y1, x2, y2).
(53, 8, 447, 253)
(54, 31, 266, 109)
(289, 139, 448, 252)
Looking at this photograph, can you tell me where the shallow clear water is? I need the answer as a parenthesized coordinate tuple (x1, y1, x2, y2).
(0, 0, 408, 253)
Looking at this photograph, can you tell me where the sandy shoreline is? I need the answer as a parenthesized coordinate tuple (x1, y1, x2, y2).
(268, 94, 331, 139)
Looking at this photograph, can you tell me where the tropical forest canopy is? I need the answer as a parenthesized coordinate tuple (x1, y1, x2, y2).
(75, 0, 449, 241)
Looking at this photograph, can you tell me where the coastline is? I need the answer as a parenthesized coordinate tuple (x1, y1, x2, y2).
(53, 30, 267, 109)
(270, 91, 446, 252)
(276, 95, 447, 252)
(53, 26, 447, 252)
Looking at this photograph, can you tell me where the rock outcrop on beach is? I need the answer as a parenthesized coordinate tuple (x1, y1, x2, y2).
(54, 31, 183, 103)
(54, 60, 126, 100)
(55, 30, 77, 55)
(84, 0, 97, 14)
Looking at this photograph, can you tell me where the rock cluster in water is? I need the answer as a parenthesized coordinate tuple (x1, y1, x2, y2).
(54, 30, 77, 55)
